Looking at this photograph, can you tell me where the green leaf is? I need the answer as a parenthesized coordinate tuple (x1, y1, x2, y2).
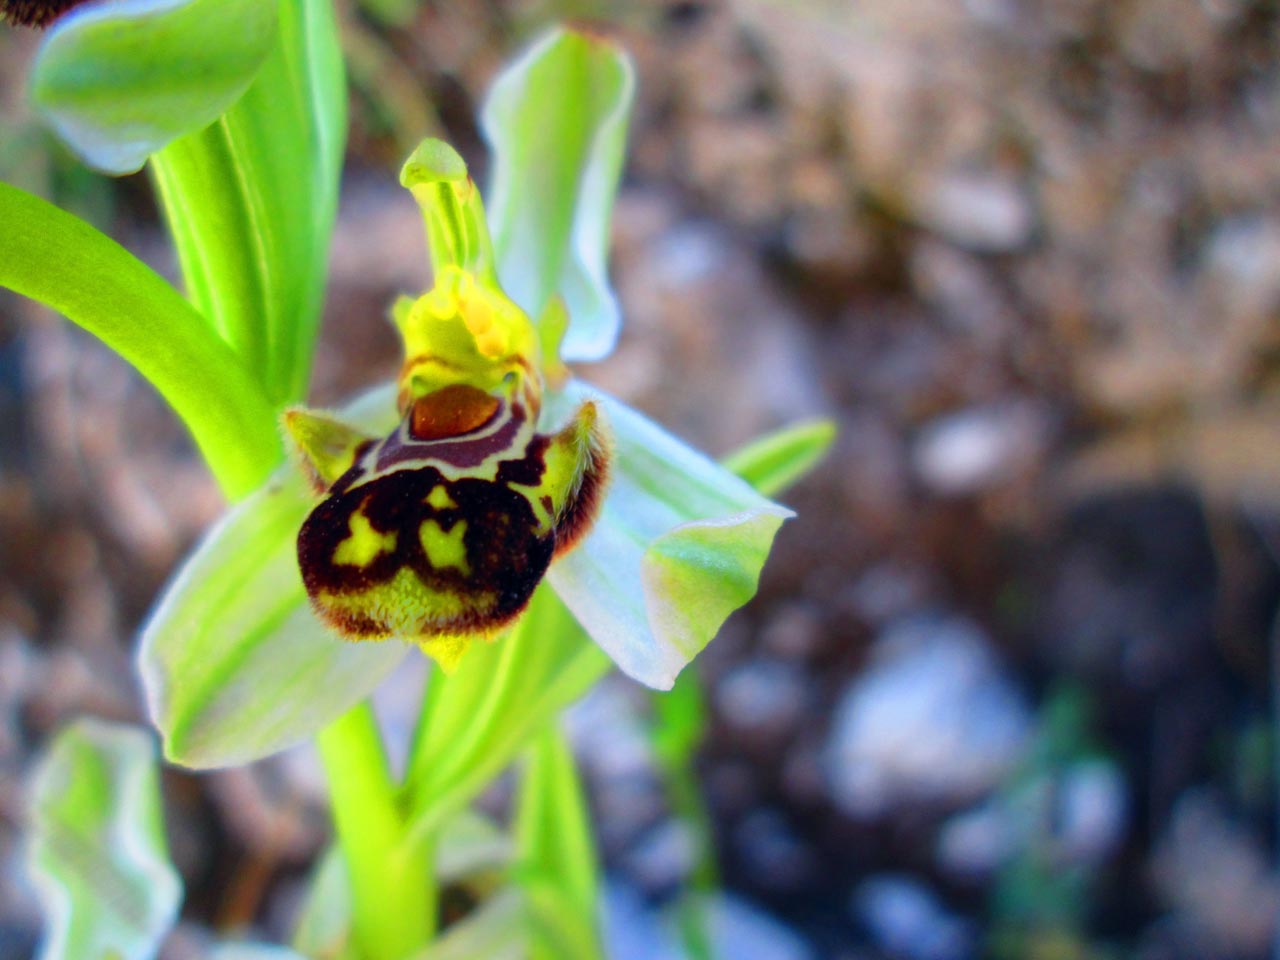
(150, 0, 347, 403)
(515, 726, 604, 960)
(26, 719, 182, 960)
(545, 383, 793, 690)
(0, 181, 281, 499)
(408, 891, 526, 960)
(405, 586, 610, 846)
(292, 846, 355, 960)
(30, 0, 278, 175)
(722, 419, 836, 498)
(651, 667, 709, 770)
(483, 26, 634, 363)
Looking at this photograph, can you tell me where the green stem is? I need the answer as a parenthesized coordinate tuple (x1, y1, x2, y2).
(317, 702, 435, 960)
(652, 670, 718, 960)
(0, 181, 281, 499)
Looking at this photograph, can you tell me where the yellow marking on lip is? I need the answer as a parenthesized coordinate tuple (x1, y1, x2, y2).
(426, 486, 457, 510)
(333, 511, 397, 566)
(420, 518, 470, 574)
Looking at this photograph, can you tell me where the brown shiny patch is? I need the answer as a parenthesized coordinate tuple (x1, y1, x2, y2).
(409, 385, 501, 441)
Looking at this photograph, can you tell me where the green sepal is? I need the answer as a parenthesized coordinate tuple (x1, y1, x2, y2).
(282, 407, 375, 491)
(26, 720, 182, 960)
(483, 27, 634, 362)
(30, 0, 278, 174)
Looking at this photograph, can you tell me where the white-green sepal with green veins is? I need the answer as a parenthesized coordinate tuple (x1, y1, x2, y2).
(483, 26, 634, 364)
(138, 471, 406, 770)
(139, 389, 403, 770)
(544, 383, 794, 690)
(31, 0, 278, 174)
(27, 720, 181, 960)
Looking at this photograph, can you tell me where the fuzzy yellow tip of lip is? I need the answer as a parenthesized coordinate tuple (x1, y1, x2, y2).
(418, 634, 472, 673)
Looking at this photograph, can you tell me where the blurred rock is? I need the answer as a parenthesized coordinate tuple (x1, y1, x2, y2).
(605, 881, 814, 960)
(937, 756, 1128, 881)
(758, 601, 825, 659)
(853, 874, 976, 960)
(824, 615, 1031, 817)
(715, 658, 810, 739)
(912, 400, 1050, 496)
(1040, 488, 1217, 687)
(701, 893, 816, 960)
(935, 801, 1017, 881)
(1053, 758, 1128, 865)
(1151, 790, 1280, 956)
(916, 170, 1036, 253)
(623, 819, 697, 894)
(840, 562, 936, 629)
(732, 808, 816, 893)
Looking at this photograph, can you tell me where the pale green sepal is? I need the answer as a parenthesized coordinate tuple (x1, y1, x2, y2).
(26, 720, 181, 960)
(483, 27, 634, 363)
(30, 0, 278, 175)
(545, 383, 794, 690)
(140, 386, 401, 768)
(722, 419, 836, 498)
(139, 464, 409, 768)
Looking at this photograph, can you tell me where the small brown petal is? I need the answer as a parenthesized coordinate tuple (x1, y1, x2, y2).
(1, 0, 90, 28)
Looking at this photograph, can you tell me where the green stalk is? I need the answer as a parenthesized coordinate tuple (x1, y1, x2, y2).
(317, 703, 435, 960)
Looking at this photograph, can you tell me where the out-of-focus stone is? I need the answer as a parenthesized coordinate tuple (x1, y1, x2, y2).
(1152, 790, 1280, 956)
(759, 601, 824, 659)
(715, 658, 810, 739)
(916, 170, 1036, 253)
(732, 808, 816, 892)
(824, 615, 1031, 818)
(912, 400, 1049, 496)
(854, 874, 977, 960)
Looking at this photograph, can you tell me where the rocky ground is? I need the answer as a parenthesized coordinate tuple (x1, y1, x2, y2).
(2, 0, 1280, 957)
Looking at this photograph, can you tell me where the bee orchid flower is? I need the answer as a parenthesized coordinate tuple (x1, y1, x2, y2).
(137, 28, 794, 769)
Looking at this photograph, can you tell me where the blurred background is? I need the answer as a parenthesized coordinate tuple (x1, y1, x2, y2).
(2, 1, 1280, 957)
